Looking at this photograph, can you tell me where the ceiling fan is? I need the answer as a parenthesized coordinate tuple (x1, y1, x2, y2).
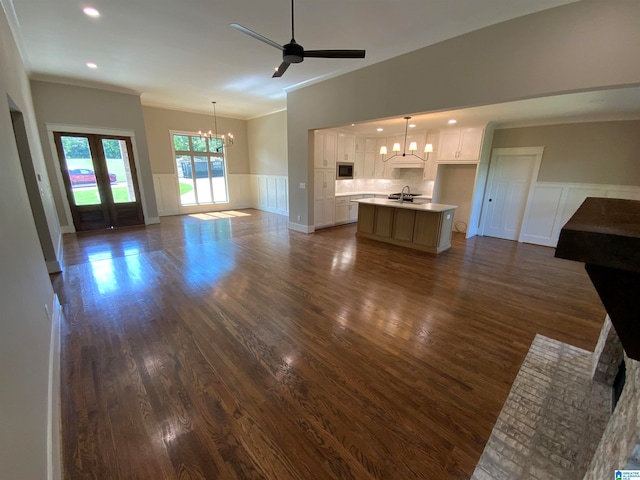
(229, 0, 366, 78)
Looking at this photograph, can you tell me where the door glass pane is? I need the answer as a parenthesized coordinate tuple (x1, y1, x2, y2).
(176, 155, 195, 205)
(211, 158, 228, 202)
(60, 135, 101, 206)
(102, 139, 137, 203)
(194, 156, 212, 203)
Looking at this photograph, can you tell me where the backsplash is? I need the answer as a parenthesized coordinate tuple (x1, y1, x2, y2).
(336, 171, 435, 197)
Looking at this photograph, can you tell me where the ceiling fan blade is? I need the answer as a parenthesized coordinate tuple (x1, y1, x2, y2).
(303, 49, 366, 59)
(229, 23, 284, 51)
(272, 62, 291, 78)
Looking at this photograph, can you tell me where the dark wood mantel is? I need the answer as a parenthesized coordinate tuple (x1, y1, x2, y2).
(555, 197, 640, 360)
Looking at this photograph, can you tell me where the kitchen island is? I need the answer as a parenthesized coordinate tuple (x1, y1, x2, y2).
(352, 198, 457, 253)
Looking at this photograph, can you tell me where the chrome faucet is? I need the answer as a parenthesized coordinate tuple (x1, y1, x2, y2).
(400, 185, 410, 202)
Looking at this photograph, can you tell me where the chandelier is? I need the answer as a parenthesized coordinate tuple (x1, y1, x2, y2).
(379, 116, 432, 162)
(198, 101, 234, 152)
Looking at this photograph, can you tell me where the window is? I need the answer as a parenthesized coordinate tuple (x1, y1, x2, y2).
(172, 133, 228, 205)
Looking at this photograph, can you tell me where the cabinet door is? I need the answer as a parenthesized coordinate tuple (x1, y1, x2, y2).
(349, 203, 359, 222)
(314, 198, 324, 227)
(323, 198, 335, 225)
(363, 152, 376, 178)
(438, 130, 461, 160)
(324, 132, 337, 167)
(335, 203, 349, 224)
(314, 168, 325, 201)
(393, 209, 416, 242)
(357, 204, 375, 234)
(341, 135, 355, 162)
(374, 206, 393, 238)
(325, 171, 336, 197)
(314, 132, 325, 168)
(365, 138, 376, 153)
(353, 152, 364, 179)
(413, 211, 440, 247)
(423, 132, 439, 180)
(457, 129, 483, 161)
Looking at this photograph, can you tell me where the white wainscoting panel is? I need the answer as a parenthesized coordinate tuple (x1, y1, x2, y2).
(251, 175, 289, 216)
(520, 182, 640, 247)
(153, 174, 180, 216)
(519, 185, 564, 245)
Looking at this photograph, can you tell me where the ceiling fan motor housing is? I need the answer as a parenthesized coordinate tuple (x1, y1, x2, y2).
(283, 42, 304, 63)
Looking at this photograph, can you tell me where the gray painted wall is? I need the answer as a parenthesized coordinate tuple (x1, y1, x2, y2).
(142, 105, 249, 175)
(247, 110, 287, 176)
(0, 4, 60, 479)
(493, 120, 640, 185)
(31, 80, 159, 226)
(287, 0, 640, 226)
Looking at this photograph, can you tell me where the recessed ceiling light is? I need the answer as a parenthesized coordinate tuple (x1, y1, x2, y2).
(376, 128, 383, 132)
(86, 62, 98, 69)
(83, 7, 100, 17)
(409, 124, 416, 128)
(448, 119, 457, 124)
(351, 124, 355, 127)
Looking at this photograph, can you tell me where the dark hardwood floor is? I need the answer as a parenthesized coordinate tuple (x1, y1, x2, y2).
(52, 209, 605, 479)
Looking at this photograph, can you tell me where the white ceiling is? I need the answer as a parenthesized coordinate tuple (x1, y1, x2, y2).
(338, 87, 640, 136)
(6, 0, 594, 120)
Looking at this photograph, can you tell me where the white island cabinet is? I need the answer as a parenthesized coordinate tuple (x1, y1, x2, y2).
(353, 198, 457, 253)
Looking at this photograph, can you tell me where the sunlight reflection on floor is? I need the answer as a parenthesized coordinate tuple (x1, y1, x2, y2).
(189, 210, 251, 220)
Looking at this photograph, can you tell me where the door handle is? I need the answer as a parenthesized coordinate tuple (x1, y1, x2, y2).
(489, 198, 493, 202)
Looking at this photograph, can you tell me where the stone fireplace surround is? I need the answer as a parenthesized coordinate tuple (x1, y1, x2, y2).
(472, 316, 640, 479)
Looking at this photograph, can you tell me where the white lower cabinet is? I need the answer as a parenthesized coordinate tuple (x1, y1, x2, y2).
(314, 169, 336, 228)
(335, 194, 363, 225)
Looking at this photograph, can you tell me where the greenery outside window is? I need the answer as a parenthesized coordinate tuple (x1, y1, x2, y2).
(172, 133, 228, 205)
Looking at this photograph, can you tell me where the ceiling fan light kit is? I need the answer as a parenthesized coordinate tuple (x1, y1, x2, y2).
(230, 0, 365, 78)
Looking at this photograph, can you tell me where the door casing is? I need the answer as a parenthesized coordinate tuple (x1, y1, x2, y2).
(480, 146, 544, 241)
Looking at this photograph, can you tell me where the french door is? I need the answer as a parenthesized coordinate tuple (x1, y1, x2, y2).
(54, 132, 145, 231)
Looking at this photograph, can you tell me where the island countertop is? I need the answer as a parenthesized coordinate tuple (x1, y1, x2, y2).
(352, 197, 457, 212)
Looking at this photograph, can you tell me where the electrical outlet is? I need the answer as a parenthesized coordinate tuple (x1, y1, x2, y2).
(296, 215, 301, 221)
(299, 183, 306, 189)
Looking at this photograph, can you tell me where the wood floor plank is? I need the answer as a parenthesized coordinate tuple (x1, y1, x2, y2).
(53, 210, 605, 479)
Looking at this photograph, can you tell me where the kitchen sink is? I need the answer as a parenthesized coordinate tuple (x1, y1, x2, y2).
(388, 193, 422, 202)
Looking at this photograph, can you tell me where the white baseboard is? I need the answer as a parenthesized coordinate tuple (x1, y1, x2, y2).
(158, 209, 180, 217)
(60, 225, 75, 234)
(288, 222, 314, 233)
(48, 294, 62, 480)
(145, 216, 160, 225)
(46, 260, 62, 274)
(252, 204, 289, 217)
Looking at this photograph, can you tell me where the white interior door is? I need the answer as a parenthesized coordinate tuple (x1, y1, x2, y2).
(482, 148, 542, 240)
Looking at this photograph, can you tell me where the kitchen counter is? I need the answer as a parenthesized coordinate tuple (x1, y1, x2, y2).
(353, 199, 457, 254)
(351, 197, 454, 211)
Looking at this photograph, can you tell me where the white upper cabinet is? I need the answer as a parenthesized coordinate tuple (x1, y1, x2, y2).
(337, 134, 355, 163)
(314, 131, 338, 168)
(423, 132, 439, 181)
(438, 127, 484, 163)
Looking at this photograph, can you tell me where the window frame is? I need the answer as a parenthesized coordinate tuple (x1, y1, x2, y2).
(171, 131, 229, 207)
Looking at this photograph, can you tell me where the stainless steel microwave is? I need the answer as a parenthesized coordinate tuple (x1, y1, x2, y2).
(336, 162, 354, 179)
